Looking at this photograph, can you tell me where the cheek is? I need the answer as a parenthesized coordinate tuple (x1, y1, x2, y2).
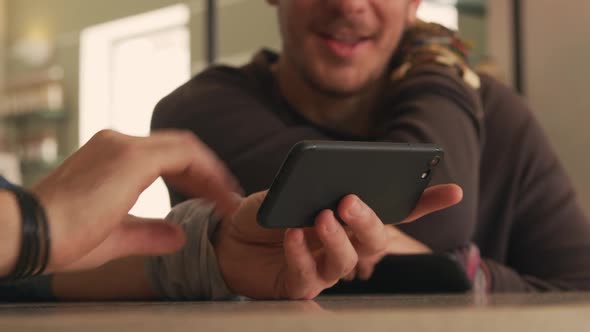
(368, 29, 404, 74)
(374, 9, 408, 56)
(281, 1, 315, 43)
(374, 2, 410, 43)
(283, 12, 312, 55)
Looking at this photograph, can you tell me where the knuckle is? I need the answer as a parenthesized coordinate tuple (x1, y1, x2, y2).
(176, 130, 199, 148)
(93, 129, 118, 143)
(342, 254, 358, 275)
(92, 130, 138, 161)
(363, 240, 384, 254)
(294, 265, 315, 282)
(331, 252, 358, 279)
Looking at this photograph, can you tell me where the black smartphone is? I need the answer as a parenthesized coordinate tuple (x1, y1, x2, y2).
(257, 140, 444, 228)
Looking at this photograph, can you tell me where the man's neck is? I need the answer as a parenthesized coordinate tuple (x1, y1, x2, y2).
(273, 57, 385, 137)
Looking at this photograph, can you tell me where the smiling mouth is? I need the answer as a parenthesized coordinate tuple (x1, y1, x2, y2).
(317, 32, 374, 58)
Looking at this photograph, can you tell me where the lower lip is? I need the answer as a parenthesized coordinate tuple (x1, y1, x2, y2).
(319, 35, 370, 58)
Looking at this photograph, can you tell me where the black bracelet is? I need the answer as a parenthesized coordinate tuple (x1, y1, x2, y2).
(0, 176, 51, 283)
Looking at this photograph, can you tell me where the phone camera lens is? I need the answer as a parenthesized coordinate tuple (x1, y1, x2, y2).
(430, 156, 441, 167)
(421, 170, 431, 179)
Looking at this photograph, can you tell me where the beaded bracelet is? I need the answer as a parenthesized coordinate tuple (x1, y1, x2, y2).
(0, 176, 50, 282)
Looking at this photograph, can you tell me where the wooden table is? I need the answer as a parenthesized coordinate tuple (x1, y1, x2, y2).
(2, 293, 590, 331)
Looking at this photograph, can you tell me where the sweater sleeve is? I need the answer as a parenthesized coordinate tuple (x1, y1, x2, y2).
(372, 64, 483, 253)
(481, 83, 590, 292)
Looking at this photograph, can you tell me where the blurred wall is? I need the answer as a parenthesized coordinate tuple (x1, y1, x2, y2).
(487, 0, 590, 209)
(4, 0, 202, 153)
(523, 0, 590, 208)
(0, 0, 5, 151)
(486, 0, 514, 86)
(3, 0, 279, 153)
(458, 7, 487, 65)
(0, 0, 5, 90)
(218, 0, 280, 64)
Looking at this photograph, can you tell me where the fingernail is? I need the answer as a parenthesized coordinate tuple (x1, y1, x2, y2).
(323, 214, 338, 233)
(348, 197, 364, 217)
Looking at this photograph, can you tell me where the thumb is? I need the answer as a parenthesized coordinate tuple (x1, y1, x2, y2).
(402, 184, 463, 223)
(231, 190, 285, 241)
(108, 215, 187, 258)
(59, 215, 186, 272)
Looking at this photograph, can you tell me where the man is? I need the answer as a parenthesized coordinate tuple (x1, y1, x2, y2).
(151, 0, 590, 293)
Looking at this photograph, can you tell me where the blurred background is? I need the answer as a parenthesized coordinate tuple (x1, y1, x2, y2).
(0, 0, 588, 218)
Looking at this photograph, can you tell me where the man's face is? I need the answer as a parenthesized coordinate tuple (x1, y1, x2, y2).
(270, 0, 420, 97)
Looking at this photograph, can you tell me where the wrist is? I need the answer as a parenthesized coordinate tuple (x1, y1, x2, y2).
(212, 215, 236, 293)
(0, 190, 21, 277)
(0, 178, 51, 281)
(445, 243, 490, 293)
(145, 199, 236, 300)
(29, 186, 64, 272)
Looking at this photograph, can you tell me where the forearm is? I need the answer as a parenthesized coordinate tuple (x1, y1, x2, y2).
(375, 65, 483, 184)
(500, 102, 590, 292)
(483, 258, 590, 292)
(0, 191, 21, 277)
(373, 66, 483, 251)
(0, 189, 154, 300)
(52, 256, 159, 301)
(54, 199, 234, 301)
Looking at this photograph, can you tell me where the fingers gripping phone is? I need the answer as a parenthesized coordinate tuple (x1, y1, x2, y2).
(257, 141, 443, 228)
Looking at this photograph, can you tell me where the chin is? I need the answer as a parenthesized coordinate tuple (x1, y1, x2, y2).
(315, 66, 378, 95)
(312, 77, 372, 98)
(298, 59, 379, 97)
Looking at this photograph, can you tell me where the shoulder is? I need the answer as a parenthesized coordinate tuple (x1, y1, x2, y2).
(151, 50, 282, 131)
(478, 73, 534, 125)
(478, 73, 556, 168)
(149, 50, 287, 162)
(151, 63, 264, 130)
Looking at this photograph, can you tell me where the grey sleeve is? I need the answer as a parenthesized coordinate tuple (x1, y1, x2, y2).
(145, 199, 237, 300)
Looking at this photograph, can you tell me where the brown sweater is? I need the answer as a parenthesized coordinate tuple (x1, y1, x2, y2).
(152, 50, 590, 292)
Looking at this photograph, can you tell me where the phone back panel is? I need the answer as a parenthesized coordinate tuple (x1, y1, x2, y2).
(257, 141, 444, 228)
